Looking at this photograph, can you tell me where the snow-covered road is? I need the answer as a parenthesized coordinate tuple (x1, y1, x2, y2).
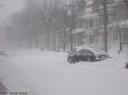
(1, 50, 128, 95)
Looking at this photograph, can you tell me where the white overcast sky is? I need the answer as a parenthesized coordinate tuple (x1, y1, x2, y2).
(0, 0, 24, 25)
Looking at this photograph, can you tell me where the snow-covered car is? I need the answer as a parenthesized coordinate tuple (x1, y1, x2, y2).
(0, 51, 8, 57)
(67, 48, 109, 64)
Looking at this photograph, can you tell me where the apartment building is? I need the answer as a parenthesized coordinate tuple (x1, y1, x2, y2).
(74, 0, 128, 48)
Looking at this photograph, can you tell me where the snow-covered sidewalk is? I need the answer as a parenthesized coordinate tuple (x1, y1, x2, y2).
(1, 50, 128, 95)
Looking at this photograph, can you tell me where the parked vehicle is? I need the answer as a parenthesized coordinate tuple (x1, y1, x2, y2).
(0, 51, 8, 57)
(67, 48, 109, 64)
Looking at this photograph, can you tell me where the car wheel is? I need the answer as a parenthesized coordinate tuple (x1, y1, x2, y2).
(88, 57, 95, 62)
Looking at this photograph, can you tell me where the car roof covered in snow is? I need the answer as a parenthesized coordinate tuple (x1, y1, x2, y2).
(76, 46, 107, 55)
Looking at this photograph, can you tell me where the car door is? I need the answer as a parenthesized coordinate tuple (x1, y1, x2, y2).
(76, 50, 84, 61)
(84, 49, 95, 61)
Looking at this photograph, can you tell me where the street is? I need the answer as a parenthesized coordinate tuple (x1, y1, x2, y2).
(1, 50, 127, 95)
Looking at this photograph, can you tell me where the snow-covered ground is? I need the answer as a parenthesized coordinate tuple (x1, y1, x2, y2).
(0, 49, 128, 95)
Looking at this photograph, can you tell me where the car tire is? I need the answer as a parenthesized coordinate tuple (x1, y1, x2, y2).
(88, 57, 95, 62)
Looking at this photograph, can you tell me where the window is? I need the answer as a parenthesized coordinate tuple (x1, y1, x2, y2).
(77, 49, 93, 55)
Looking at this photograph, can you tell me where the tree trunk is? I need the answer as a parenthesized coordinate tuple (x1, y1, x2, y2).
(63, 31, 66, 51)
(70, 25, 73, 51)
(69, 0, 74, 51)
(116, 25, 122, 53)
(119, 30, 122, 52)
(103, 0, 108, 52)
(53, 31, 56, 51)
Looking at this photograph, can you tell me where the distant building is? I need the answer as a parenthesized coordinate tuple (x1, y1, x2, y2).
(74, 0, 128, 48)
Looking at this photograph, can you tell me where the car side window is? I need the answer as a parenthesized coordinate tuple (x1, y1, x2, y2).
(86, 50, 93, 55)
(77, 50, 83, 55)
(77, 49, 93, 55)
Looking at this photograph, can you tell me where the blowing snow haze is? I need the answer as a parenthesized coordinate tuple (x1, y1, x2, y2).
(0, 0, 24, 24)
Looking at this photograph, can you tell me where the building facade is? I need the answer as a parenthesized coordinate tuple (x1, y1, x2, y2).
(74, 0, 128, 49)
